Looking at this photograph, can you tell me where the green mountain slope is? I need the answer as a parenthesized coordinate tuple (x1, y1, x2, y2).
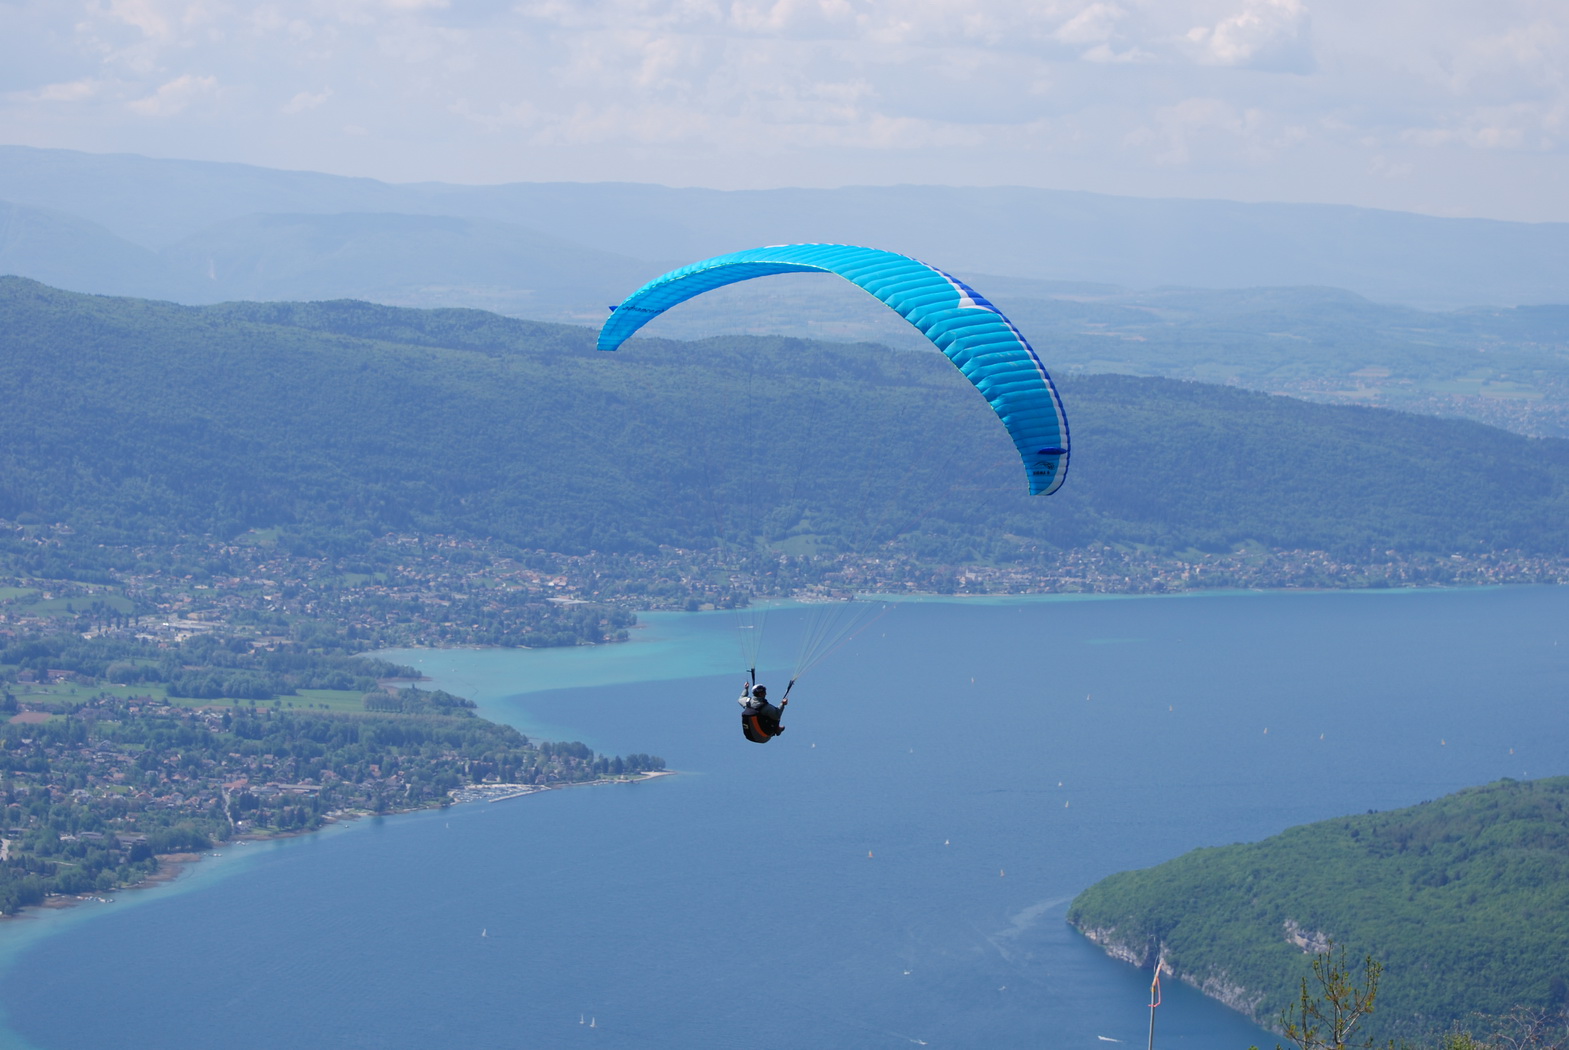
(1067, 778, 1569, 1043)
(3, 276, 1568, 571)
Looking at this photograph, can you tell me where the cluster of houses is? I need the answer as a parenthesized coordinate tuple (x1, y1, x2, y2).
(5, 525, 1567, 660)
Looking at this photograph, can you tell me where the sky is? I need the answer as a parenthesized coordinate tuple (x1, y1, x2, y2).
(0, 0, 1564, 221)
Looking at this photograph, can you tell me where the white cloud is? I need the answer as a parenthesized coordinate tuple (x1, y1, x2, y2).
(17, 78, 102, 102)
(1185, 0, 1314, 72)
(448, 96, 541, 132)
(1127, 96, 1307, 165)
(281, 86, 331, 113)
(126, 72, 216, 115)
(1400, 102, 1559, 151)
(102, 0, 175, 40)
(374, 22, 469, 65)
(1444, 18, 1563, 99)
(1080, 44, 1153, 63)
(727, 0, 857, 36)
(1055, 3, 1126, 46)
(0, 0, 1566, 219)
(1367, 154, 1413, 180)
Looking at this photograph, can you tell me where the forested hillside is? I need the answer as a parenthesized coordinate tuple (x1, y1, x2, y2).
(1067, 778, 1569, 1044)
(3, 277, 1568, 577)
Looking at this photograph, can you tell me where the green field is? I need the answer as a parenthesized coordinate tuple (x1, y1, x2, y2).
(6, 676, 370, 714)
(22, 594, 135, 616)
(288, 688, 372, 713)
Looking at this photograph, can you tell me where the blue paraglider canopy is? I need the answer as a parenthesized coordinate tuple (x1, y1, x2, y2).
(598, 243, 1070, 496)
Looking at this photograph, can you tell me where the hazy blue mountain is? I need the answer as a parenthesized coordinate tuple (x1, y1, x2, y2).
(424, 182, 1569, 310)
(157, 211, 665, 320)
(0, 199, 190, 300)
(3, 145, 1568, 309)
(0, 146, 416, 245)
(4, 146, 1568, 438)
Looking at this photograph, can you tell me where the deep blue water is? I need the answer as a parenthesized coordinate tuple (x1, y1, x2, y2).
(0, 588, 1565, 1050)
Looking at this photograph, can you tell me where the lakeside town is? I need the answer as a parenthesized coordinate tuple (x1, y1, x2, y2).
(4, 520, 1566, 653)
(1, 514, 1562, 916)
(0, 686, 666, 916)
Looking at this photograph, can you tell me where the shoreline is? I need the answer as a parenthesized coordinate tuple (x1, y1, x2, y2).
(5, 770, 676, 924)
(24, 584, 1529, 928)
(14, 850, 207, 920)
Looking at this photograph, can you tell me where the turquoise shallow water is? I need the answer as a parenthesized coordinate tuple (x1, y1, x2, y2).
(0, 587, 1565, 1049)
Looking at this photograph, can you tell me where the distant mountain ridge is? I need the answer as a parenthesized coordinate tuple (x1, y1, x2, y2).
(6, 145, 1569, 442)
(2, 145, 1568, 309)
(159, 211, 660, 323)
(0, 200, 182, 299)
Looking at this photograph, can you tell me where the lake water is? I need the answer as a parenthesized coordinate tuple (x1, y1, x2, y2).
(0, 587, 1565, 1050)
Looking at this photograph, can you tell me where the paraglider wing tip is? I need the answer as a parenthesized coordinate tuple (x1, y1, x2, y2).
(607, 305, 618, 313)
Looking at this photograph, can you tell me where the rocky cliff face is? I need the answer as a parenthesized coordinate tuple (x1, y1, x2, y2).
(1284, 918, 1331, 955)
(1077, 925, 1159, 968)
(1195, 972, 1268, 1019)
(1072, 922, 1269, 1026)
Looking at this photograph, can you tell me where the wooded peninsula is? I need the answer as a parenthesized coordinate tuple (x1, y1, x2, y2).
(0, 637, 663, 915)
(1068, 777, 1569, 1046)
